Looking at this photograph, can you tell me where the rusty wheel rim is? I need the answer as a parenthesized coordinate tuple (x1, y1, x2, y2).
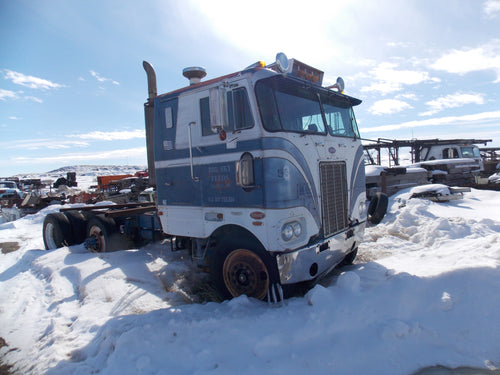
(222, 249, 269, 300)
(88, 225, 106, 252)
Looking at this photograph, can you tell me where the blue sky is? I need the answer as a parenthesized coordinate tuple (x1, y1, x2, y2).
(1, 0, 500, 176)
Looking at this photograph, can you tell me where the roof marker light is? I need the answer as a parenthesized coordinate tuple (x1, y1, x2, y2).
(245, 61, 266, 70)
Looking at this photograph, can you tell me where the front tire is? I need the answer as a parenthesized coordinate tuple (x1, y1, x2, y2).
(212, 243, 283, 302)
(222, 249, 271, 300)
(368, 192, 388, 224)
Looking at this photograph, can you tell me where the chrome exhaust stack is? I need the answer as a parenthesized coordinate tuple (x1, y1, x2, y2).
(143, 61, 157, 187)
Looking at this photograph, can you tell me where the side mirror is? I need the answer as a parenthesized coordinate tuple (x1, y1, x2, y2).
(209, 86, 227, 133)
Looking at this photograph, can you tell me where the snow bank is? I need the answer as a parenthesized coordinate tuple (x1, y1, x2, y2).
(409, 183, 451, 196)
(1, 190, 500, 374)
(365, 165, 387, 177)
(489, 172, 500, 184)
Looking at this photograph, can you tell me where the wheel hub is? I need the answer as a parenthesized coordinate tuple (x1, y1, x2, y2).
(85, 226, 105, 252)
(223, 249, 269, 300)
(237, 269, 249, 285)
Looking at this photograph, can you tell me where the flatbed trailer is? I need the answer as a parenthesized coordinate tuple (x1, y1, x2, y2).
(43, 202, 162, 252)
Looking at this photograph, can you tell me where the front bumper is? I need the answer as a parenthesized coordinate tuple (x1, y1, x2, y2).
(276, 221, 366, 285)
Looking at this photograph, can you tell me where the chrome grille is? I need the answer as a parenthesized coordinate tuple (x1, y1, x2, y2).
(319, 162, 348, 237)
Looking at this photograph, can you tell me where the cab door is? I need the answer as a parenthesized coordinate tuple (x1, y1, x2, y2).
(197, 80, 262, 209)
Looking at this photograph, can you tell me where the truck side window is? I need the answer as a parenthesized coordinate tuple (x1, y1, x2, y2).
(200, 97, 212, 136)
(255, 83, 281, 131)
(226, 88, 253, 131)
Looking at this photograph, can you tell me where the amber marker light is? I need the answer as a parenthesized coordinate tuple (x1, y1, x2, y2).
(250, 211, 265, 220)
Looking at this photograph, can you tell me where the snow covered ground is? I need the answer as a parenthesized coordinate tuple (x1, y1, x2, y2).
(1, 188, 500, 374)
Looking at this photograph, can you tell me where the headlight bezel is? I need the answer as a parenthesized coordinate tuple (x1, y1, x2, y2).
(281, 220, 303, 242)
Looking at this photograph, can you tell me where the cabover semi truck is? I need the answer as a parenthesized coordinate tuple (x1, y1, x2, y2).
(42, 53, 367, 302)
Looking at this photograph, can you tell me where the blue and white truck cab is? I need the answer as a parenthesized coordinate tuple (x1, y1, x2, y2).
(143, 53, 367, 301)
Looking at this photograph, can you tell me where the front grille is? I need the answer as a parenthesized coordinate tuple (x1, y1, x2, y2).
(319, 162, 348, 237)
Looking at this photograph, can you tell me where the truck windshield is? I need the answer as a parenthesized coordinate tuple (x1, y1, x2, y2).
(255, 76, 360, 138)
(461, 146, 481, 158)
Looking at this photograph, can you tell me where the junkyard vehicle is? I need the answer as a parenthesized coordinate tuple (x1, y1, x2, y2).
(42, 53, 367, 301)
(0, 180, 24, 208)
(0, 180, 23, 199)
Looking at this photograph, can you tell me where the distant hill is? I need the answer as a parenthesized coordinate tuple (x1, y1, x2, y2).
(14, 165, 147, 179)
(46, 165, 147, 176)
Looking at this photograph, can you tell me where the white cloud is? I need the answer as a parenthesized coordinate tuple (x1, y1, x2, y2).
(71, 129, 145, 141)
(483, 0, 500, 18)
(0, 88, 42, 103)
(13, 147, 146, 164)
(369, 99, 413, 115)
(362, 81, 402, 95)
(1, 131, 145, 153)
(0, 88, 19, 101)
(3, 69, 64, 90)
(191, 0, 349, 65)
(9, 116, 20, 120)
(386, 41, 410, 48)
(431, 40, 500, 82)
(420, 92, 485, 116)
(90, 70, 119, 85)
(0, 138, 90, 151)
(361, 110, 500, 133)
(357, 59, 377, 67)
(396, 93, 418, 101)
(423, 126, 500, 142)
(361, 62, 440, 95)
(25, 96, 43, 103)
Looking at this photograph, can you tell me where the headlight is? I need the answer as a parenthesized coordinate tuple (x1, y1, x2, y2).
(292, 222, 302, 237)
(281, 224, 293, 241)
(281, 221, 303, 241)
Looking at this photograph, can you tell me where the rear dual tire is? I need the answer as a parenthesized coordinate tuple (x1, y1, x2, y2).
(86, 215, 129, 252)
(43, 213, 72, 250)
(43, 211, 88, 250)
(43, 212, 129, 252)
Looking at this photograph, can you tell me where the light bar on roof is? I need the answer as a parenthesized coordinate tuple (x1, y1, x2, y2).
(288, 58, 324, 85)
